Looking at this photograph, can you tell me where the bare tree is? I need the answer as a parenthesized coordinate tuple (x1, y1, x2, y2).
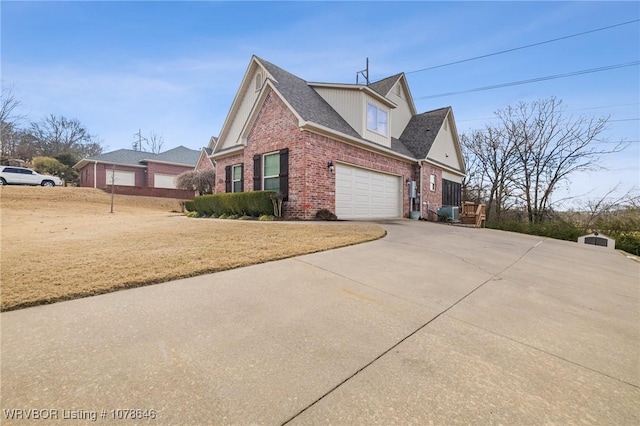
(572, 185, 640, 232)
(132, 129, 164, 154)
(1, 83, 25, 161)
(176, 169, 215, 195)
(500, 97, 625, 224)
(28, 114, 102, 159)
(145, 131, 164, 154)
(461, 125, 520, 221)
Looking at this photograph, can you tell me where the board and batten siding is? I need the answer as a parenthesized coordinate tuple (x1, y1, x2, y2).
(387, 83, 414, 139)
(219, 66, 264, 150)
(427, 115, 464, 172)
(314, 87, 363, 137)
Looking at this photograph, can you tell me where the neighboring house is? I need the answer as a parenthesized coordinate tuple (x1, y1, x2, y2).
(210, 56, 465, 220)
(74, 146, 201, 191)
(194, 140, 215, 171)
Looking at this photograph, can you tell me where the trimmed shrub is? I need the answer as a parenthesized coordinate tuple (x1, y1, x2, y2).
(184, 200, 196, 212)
(191, 191, 276, 217)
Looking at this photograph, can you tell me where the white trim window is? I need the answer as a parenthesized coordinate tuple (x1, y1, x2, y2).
(263, 152, 280, 192)
(430, 174, 436, 192)
(367, 103, 388, 136)
(232, 164, 243, 192)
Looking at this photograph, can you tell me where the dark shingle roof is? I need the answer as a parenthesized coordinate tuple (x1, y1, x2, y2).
(256, 57, 451, 161)
(257, 57, 361, 139)
(369, 73, 402, 97)
(85, 149, 151, 166)
(398, 107, 451, 159)
(150, 146, 200, 165)
(85, 146, 200, 167)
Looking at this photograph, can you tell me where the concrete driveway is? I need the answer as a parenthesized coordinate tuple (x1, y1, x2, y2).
(1, 220, 638, 425)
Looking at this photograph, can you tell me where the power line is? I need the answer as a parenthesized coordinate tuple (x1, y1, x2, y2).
(406, 19, 639, 74)
(458, 103, 640, 123)
(415, 62, 640, 100)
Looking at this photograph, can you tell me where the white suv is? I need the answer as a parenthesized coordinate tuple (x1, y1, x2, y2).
(0, 166, 63, 187)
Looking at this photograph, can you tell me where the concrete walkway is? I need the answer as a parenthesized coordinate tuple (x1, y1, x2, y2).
(1, 220, 638, 425)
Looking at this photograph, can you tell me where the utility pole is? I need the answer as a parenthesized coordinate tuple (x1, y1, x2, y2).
(133, 129, 147, 151)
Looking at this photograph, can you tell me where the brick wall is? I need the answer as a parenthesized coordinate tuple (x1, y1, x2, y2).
(421, 163, 443, 221)
(77, 163, 146, 188)
(195, 151, 214, 171)
(146, 162, 194, 187)
(104, 185, 195, 199)
(215, 90, 420, 220)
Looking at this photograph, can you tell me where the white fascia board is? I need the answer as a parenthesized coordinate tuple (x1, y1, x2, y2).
(237, 82, 306, 143)
(445, 109, 466, 173)
(301, 121, 417, 164)
(86, 160, 147, 169)
(399, 74, 418, 116)
(215, 57, 267, 149)
(422, 157, 465, 176)
(142, 159, 196, 168)
(211, 145, 245, 160)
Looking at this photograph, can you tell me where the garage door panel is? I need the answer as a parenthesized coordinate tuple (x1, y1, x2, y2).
(106, 170, 135, 186)
(154, 174, 177, 189)
(335, 164, 401, 219)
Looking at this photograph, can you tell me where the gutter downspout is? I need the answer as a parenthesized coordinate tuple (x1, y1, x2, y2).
(418, 160, 424, 219)
(94, 161, 97, 189)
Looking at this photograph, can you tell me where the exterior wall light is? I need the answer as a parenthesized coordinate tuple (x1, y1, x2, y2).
(327, 161, 335, 173)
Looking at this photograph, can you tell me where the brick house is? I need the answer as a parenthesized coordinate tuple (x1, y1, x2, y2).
(74, 146, 201, 197)
(210, 56, 465, 220)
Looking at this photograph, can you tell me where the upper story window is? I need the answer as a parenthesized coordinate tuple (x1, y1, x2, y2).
(255, 72, 263, 91)
(367, 103, 388, 136)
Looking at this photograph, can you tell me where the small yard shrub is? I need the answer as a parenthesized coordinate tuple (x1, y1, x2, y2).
(316, 209, 337, 221)
(184, 200, 196, 212)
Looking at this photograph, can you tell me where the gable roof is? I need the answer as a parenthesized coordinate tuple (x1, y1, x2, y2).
(369, 73, 403, 97)
(147, 146, 201, 166)
(399, 107, 451, 159)
(256, 57, 361, 139)
(74, 146, 200, 169)
(214, 56, 459, 168)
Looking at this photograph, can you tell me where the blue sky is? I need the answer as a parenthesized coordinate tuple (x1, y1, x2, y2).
(2, 1, 639, 204)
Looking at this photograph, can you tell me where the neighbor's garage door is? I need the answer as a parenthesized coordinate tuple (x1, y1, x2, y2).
(106, 170, 135, 186)
(335, 163, 401, 219)
(154, 174, 177, 189)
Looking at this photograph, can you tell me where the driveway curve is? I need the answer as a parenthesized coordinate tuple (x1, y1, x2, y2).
(1, 220, 638, 425)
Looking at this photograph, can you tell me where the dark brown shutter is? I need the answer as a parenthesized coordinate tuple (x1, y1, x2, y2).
(253, 154, 261, 190)
(239, 164, 244, 192)
(279, 148, 289, 201)
(225, 165, 231, 193)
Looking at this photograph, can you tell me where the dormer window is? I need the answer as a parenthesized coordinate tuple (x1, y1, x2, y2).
(255, 72, 263, 91)
(367, 103, 388, 136)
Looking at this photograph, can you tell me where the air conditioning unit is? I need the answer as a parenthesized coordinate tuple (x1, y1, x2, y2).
(437, 206, 460, 222)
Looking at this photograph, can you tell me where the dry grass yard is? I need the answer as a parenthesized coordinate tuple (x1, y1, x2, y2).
(0, 187, 385, 311)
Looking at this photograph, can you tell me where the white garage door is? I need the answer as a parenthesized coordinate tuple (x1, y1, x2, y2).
(335, 164, 401, 219)
(106, 170, 135, 186)
(154, 174, 177, 189)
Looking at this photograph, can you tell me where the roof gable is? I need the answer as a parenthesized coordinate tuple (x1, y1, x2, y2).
(398, 107, 450, 159)
(75, 146, 200, 169)
(148, 146, 200, 166)
(256, 57, 361, 140)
